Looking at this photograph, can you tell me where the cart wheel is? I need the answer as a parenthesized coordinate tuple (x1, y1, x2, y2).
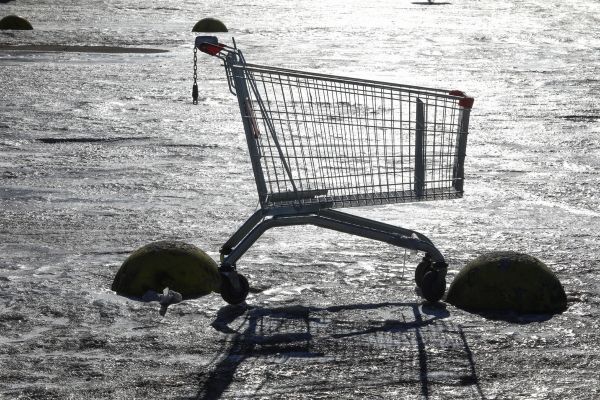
(415, 256, 432, 288)
(220, 272, 249, 305)
(421, 270, 446, 303)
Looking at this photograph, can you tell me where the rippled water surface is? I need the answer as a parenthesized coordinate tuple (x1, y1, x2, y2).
(1, 0, 599, 398)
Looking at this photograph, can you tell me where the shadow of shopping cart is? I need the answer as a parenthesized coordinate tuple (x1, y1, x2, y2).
(194, 302, 485, 399)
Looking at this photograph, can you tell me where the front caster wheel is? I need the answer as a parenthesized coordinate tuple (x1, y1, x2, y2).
(421, 270, 446, 303)
(220, 271, 249, 305)
(415, 255, 432, 288)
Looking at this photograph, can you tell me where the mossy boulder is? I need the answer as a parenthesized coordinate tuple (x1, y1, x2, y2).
(0, 15, 33, 30)
(192, 17, 228, 33)
(111, 240, 221, 299)
(447, 251, 567, 313)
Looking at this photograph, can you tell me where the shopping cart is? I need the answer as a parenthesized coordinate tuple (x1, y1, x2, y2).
(193, 36, 474, 304)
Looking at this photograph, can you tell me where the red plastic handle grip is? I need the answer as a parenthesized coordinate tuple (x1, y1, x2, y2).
(449, 90, 474, 109)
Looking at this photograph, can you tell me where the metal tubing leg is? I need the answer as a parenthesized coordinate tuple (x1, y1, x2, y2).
(318, 209, 437, 247)
(220, 205, 327, 259)
(220, 209, 265, 256)
(306, 214, 445, 262)
(221, 212, 445, 268)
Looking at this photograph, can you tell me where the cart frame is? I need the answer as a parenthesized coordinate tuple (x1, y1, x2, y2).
(194, 36, 474, 303)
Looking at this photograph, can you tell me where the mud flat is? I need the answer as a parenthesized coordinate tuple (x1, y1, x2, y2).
(0, 44, 168, 53)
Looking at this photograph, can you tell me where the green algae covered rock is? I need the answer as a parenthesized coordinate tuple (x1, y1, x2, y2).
(111, 240, 221, 299)
(0, 15, 33, 30)
(447, 251, 567, 313)
(192, 17, 228, 32)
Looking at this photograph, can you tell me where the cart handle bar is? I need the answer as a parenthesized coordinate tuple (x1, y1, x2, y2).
(195, 36, 475, 110)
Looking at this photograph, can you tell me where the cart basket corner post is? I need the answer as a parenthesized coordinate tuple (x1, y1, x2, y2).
(193, 36, 474, 304)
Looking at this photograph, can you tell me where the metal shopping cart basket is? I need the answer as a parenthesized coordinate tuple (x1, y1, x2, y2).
(193, 36, 474, 304)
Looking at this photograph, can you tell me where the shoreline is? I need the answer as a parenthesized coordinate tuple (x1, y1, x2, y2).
(0, 44, 169, 53)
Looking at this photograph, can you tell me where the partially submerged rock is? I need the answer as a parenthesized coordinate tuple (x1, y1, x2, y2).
(0, 15, 33, 30)
(192, 17, 228, 33)
(446, 251, 567, 314)
(112, 240, 221, 299)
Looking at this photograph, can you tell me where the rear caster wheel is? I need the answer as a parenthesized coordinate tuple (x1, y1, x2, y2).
(415, 256, 432, 288)
(220, 271, 249, 305)
(421, 270, 446, 303)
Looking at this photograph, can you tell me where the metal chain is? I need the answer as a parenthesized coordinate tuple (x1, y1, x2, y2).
(193, 46, 198, 84)
(192, 46, 198, 104)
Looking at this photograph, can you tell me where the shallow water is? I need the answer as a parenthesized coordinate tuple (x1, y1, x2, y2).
(1, 0, 599, 398)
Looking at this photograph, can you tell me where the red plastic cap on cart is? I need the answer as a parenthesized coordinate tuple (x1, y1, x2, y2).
(449, 90, 474, 109)
(460, 97, 474, 109)
(200, 42, 225, 56)
(195, 35, 225, 56)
